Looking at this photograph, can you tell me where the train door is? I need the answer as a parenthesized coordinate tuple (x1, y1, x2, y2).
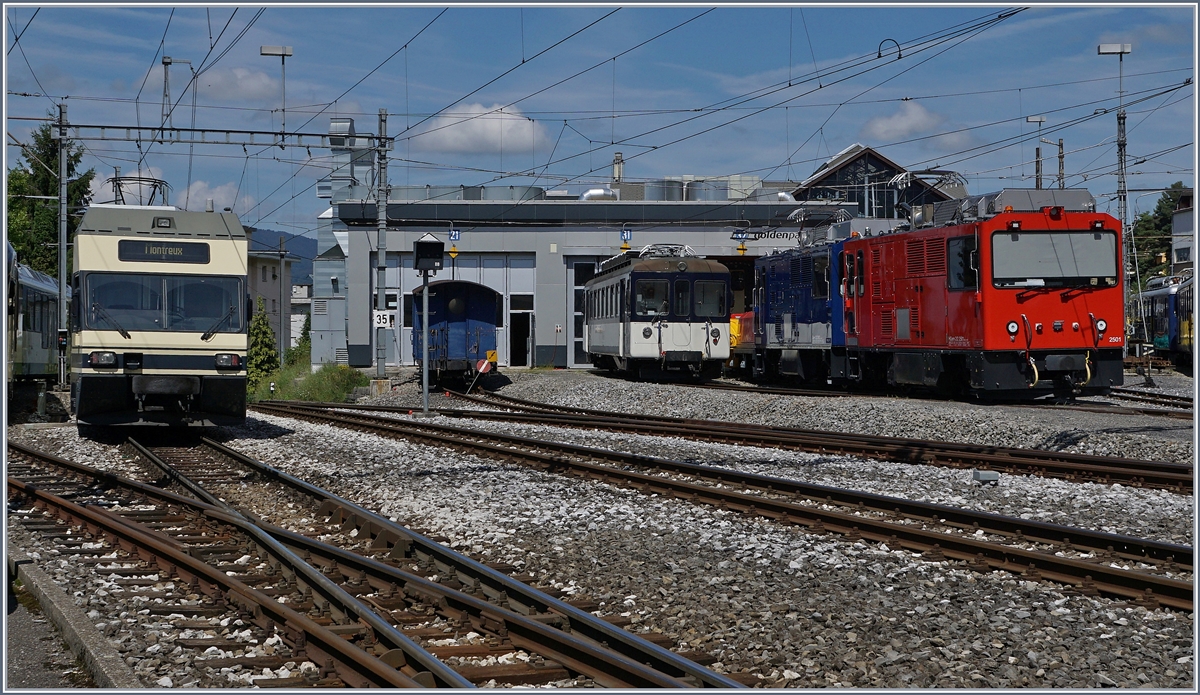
(568, 260, 597, 367)
(945, 233, 980, 348)
(620, 278, 630, 358)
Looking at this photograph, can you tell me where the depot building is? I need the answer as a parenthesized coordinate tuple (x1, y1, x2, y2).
(309, 118, 953, 370)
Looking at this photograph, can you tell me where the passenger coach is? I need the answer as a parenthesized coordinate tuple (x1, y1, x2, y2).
(584, 244, 731, 380)
(70, 205, 249, 426)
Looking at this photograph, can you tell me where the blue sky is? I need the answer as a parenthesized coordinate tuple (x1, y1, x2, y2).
(4, 3, 1195, 239)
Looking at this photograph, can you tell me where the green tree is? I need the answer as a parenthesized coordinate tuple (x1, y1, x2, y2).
(6, 117, 96, 277)
(1130, 181, 1187, 290)
(248, 296, 279, 390)
(284, 313, 311, 367)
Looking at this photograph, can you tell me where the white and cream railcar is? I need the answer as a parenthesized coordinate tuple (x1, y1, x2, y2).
(584, 245, 731, 380)
(69, 204, 249, 426)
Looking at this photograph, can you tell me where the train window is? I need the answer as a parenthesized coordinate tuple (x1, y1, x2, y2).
(992, 230, 1118, 287)
(947, 236, 979, 290)
(168, 277, 243, 331)
(855, 251, 865, 297)
(673, 279, 690, 317)
(71, 275, 81, 332)
(635, 279, 669, 317)
(511, 294, 534, 311)
(619, 280, 627, 321)
(813, 256, 830, 298)
(695, 281, 726, 317)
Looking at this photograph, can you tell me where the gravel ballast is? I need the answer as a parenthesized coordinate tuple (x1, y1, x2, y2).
(6, 369, 1195, 688)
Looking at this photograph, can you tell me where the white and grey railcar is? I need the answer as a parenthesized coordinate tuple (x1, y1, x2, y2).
(69, 204, 249, 427)
(584, 245, 731, 380)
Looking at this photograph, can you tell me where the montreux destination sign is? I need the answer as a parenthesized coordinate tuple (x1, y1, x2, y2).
(117, 240, 210, 264)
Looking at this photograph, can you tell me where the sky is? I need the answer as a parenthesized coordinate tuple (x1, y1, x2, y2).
(4, 2, 1196, 240)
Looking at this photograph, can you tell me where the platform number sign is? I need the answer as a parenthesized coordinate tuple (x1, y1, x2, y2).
(620, 228, 632, 242)
(449, 228, 461, 241)
(372, 310, 395, 329)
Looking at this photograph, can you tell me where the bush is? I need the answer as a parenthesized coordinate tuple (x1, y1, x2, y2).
(249, 362, 368, 404)
(247, 297, 278, 390)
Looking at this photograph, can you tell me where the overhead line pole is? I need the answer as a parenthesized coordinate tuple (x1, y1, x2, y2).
(375, 109, 389, 381)
(57, 102, 68, 385)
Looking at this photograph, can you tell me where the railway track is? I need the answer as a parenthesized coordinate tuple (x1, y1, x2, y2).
(7, 440, 743, 689)
(314, 391, 1192, 493)
(1108, 387, 1194, 411)
(684, 379, 1194, 420)
(251, 402, 1194, 612)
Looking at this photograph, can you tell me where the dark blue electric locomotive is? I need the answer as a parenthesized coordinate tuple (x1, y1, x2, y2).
(411, 279, 501, 384)
(750, 238, 845, 382)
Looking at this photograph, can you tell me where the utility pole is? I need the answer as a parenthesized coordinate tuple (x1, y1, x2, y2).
(278, 236, 287, 362)
(1041, 137, 1065, 189)
(1099, 43, 1132, 342)
(375, 109, 389, 383)
(161, 56, 191, 133)
(1026, 115, 1045, 190)
(57, 102, 68, 385)
(1035, 145, 1043, 190)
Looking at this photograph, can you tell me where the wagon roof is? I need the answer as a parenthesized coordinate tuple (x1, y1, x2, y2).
(77, 205, 246, 239)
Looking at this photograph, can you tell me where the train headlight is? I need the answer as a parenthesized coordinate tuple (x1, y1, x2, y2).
(215, 353, 241, 368)
(642, 327, 653, 339)
(1096, 319, 1107, 333)
(1005, 321, 1019, 336)
(88, 351, 117, 367)
(711, 328, 721, 339)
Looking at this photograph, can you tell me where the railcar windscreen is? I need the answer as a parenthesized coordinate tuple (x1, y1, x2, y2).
(991, 230, 1118, 288)
(85, 273, 244, 333)
(694, 281, 727, 317)
(635, 279, 669, 317)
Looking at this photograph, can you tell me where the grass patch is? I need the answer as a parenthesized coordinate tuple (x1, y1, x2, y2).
(249, 362, 369, 404)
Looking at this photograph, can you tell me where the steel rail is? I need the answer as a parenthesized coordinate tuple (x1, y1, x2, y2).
(133, 440, 699, 689)
(689, 380, 1194, 419)
(125, 438, 474, 689)
(449, 390, 1193, 475)
(6, 476, 422, 688)
(286, 397, 1192, 492)
(451, 391, 1200, 484)
(1108, 388, 1194, 408)
(201, 436, 747, 689)
(258, 522, 698, 688)
(11, 441, 712, 688)
(250, 404, 1193, 611)
(266, 403, 1192, 565)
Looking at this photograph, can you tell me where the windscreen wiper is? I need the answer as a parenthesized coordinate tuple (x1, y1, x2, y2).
(91, 303, 131, 339)
(201, 305, 236, 342)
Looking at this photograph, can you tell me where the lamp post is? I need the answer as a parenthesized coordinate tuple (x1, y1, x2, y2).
(259, 46, 292, 138)
(1026, 115, 1045, 189)
(1099, 43, 1132, 342)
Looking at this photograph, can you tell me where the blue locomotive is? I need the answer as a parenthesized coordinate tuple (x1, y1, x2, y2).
(411, 279, 500, 384)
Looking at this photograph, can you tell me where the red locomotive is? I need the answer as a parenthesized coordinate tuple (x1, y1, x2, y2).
(752, 189, 1125, 399)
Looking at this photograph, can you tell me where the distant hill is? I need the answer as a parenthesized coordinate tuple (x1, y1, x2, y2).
(247, 228, 316, 285)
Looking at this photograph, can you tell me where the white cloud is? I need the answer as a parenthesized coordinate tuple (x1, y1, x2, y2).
(409, 104, 552, 155)
(180, 180, 254, 215)
(860, 102, 944, 142)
